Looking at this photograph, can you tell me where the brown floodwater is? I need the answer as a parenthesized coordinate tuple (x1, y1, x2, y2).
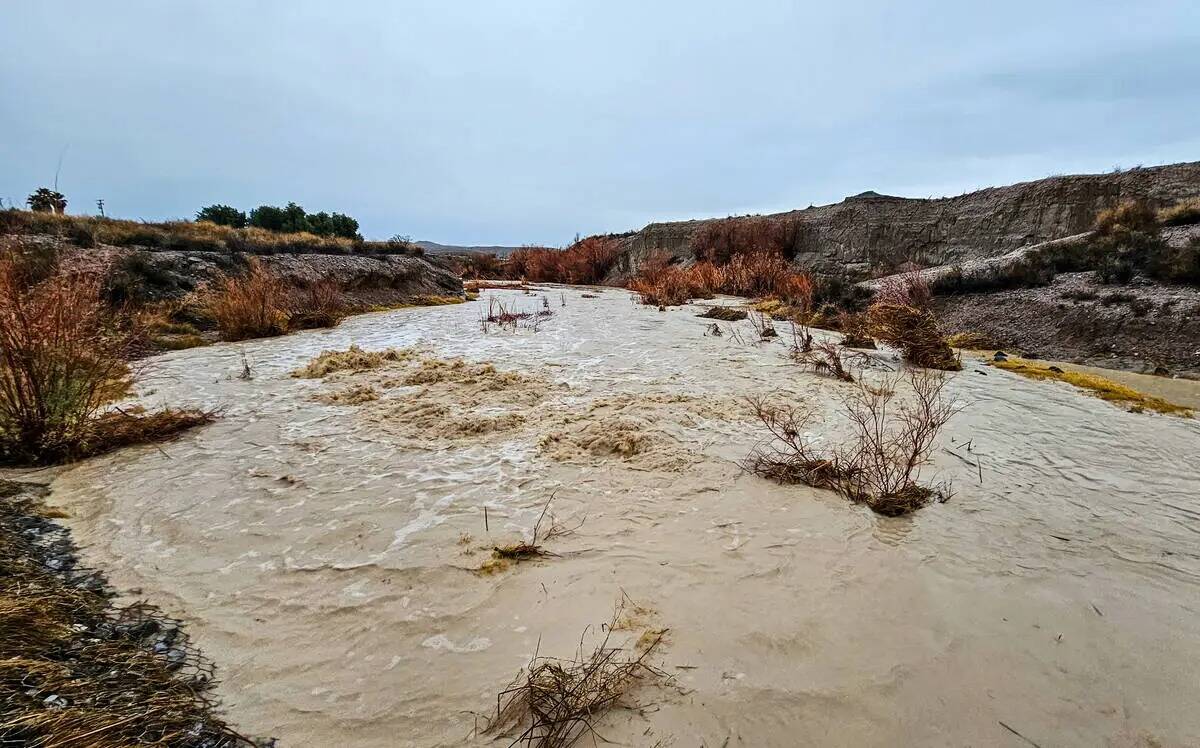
(45, 287, 1200, 747)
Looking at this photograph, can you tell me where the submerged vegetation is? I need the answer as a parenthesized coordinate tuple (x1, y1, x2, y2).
(991, 358, 1192, 416)
(746, 369, 961, 516)
(483, 605, 666, 748)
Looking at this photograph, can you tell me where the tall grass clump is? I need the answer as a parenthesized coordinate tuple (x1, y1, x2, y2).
(202, 260, 289, 341)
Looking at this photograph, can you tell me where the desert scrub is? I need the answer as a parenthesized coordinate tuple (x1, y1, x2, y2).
(866, 303, 960, 371)
(202, 260, 289, 341)
(0, 245, 215, 465)
(991, 358, 1192, 416)
(1158, 197, 1200, 227)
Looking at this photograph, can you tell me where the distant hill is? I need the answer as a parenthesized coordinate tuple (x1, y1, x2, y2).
(415, 241, 523, 257)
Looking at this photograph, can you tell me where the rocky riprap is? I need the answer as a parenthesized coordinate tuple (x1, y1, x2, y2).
(0, 479, 271, 747)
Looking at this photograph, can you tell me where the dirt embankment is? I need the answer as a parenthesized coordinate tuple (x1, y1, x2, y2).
(608, 161, 1200, 281)
(72, 242, 464, 307)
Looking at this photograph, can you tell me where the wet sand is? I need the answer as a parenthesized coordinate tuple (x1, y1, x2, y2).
(46, 287, 1200, 747)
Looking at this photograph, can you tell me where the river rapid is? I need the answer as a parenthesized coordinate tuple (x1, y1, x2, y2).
(47, 286, 1200, 747)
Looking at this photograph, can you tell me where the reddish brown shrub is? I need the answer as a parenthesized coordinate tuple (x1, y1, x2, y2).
(0, 249, 136, 463)
(875, 267, 932, 309)
(690, 216, 801, 264)
(503, 237, 622, 285)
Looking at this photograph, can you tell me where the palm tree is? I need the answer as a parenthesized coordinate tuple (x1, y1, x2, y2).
(26, 188, 67, 214)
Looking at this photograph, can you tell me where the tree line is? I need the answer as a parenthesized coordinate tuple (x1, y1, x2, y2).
(14, 187, 362, 241)
(197, 202, 361, 240)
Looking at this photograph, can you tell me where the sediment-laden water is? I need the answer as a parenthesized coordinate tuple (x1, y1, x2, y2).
(48, 287, 1200, 747)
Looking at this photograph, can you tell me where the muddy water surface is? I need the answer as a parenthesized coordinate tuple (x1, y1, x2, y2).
(50, 288, 1200, 747)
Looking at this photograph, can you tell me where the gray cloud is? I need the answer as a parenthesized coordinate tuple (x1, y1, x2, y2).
(2, 1, 1197, 244)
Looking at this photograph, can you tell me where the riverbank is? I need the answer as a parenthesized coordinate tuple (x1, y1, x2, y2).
(38, 286, 1200, 746)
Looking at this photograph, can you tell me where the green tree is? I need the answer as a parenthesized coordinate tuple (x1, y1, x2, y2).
(248, 204, 290, 232)
(307, 211, 361, 240)
(196, 204, 247, 228)
(27, 188, 67, 214)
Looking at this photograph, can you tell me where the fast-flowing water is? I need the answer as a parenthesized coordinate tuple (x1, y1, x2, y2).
(48, 287, 1200, 747)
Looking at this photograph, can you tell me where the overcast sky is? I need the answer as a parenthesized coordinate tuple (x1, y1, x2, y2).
(3, 2, 1198, 245)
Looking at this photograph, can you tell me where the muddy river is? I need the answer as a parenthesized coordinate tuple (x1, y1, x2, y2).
(47, 287, 1200, 747)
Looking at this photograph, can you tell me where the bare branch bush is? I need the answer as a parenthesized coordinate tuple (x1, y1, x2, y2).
(748, 310, 778, 340)
(791, 339, 861, 382)
(491, 495, 582, 562)
(483, 605, 666, 748)
(745, 369, 962, 516)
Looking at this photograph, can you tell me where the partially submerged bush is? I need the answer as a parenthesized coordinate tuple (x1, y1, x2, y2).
(792, 339, 858, 382)
(628, 250, 813, 308)
(288, 278, 346, 330)
(866, 303, 960, 371)
(697, 306, 747, 322)
(746, 369, 961, 516)
(484, 607, 665, 747)
(837, 311, 875, 348)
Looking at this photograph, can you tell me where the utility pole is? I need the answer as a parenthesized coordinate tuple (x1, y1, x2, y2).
(96, 198, 105, 217)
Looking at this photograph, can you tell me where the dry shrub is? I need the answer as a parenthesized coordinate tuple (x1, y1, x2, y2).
(0, 481, 256, 747)
(0, 248, 136, 464)
(745, 369, 961, 516)
(1158, 197, 1200, 227)
(480, 296, 555, 331)
(1094, 200, 1159, 237)
(866, 303, 960, 371)
(484, 608, 665, 747)
(629, 251, 813, 308)
(453, 252, 505, 279)
(203, 260, 289, 341)
(504, 238, 622, 285)
(748, 310, 778, 340)
(289, 278, 346, 330)
(690, 215, 800, 264)
(837, 311, 876, 348)
(874, 267, 932, 309)
(792, 339, 858, 382)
